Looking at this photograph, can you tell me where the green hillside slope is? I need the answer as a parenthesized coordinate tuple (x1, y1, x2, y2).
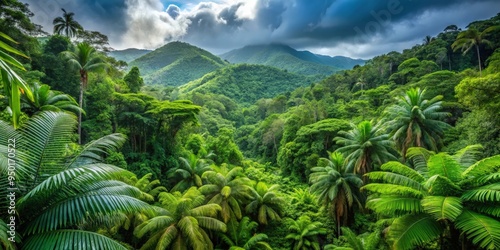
(129, 42, 227, 86)
(179, 64, 313, 104)
(220, 44, 365, 76)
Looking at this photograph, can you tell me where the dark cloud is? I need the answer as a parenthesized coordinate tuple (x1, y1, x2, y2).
(22, 0, 127, 45)
(21, 0, 500, 58)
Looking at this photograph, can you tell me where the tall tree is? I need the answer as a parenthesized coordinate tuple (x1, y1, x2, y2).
(245, 182, 285, 225)
(335, 121, 398, 175)
(124, 66, 144, 93)
(451, 26, 499, 76)
(363, 149, 500, 250)
(63, 42, 106, 143)
(309, 152, 364, 236)
(52, 8, 83, 38)
(134, 187, 227, 250)
(199, 166, 255, 223)
(384, 88, 450, 161)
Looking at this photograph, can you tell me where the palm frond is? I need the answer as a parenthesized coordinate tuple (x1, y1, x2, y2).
(421, 196, 462, 221)
(67, 133, 127, 168)
(462, 155, 500, 178)
(453, 144, 484, 168)
(388, 214, 443, 250)
(22, 230, 127, 250)
(427, 153, 462, 183)
(455, 209, 500, 249)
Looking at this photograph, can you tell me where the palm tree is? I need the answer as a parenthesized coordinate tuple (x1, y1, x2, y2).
(452, 26, 499, 76)
(127, 173, 168, 203)
(309, 152, 364, 236)
(285, 215, 327, 250)
(363, 148, 500, 250)
(170, 153, 212, 192)
(220, 217, 272, 250)
(384, 88, 450, 161)
(0, 111, 151, 249)
(0, 31, 34, 128)
(63, 42, 106, 143)
(323, 227, 381, 250)
(245, 182, 285, 225)
(335, 121, 398, 175)
(134, 187, 227, 250)
(22, 82, 82, 116)
(53, 8, 83, 38)
(423, 35, 434, 45)
(199, 165, 255, 223)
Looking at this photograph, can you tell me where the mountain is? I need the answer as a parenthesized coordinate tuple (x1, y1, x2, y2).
(129, 42, 228, 86)
(220, 44, 365, 76)
(108, 48, 152, 63)
(179, 64, 313, 105)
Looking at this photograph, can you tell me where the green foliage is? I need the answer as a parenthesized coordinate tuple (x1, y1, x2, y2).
(124, 66, 144, 93)
(278, 119, 350, 181)
(285, 215, 327, 250)
(180, 64, 313, 105)
(219, 217, 272, 250)
(135, 187, 226, 250)
(129, 41, 227, 86)
(364, 148, 500, 250)
(335, 121, 398, 175)
(385, 88, 451, 159)
(0, 111, 150, 249)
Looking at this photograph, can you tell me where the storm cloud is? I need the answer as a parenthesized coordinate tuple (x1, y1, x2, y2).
(21, 0, 500, 58)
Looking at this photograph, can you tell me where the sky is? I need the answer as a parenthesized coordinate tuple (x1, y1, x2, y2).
(22, 0, 500, 59)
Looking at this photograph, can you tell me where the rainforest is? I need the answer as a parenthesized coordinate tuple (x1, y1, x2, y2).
(1, 1, 500, 249)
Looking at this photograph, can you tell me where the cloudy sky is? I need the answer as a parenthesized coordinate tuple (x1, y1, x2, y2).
(22, 0, 500, 59)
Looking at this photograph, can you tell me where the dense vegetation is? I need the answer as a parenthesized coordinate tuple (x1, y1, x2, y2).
(129, 42, 228, 86)
(1, 2, 500, 249)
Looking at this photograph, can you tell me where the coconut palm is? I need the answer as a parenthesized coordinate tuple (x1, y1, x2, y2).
(309, 152, 364, 236)
(384, 88, 450, 161)
(452, 26, 499, 76)
(22, 82, 82, 116)
(285, 215, 327, 250)
(0, 31, 34, 128)
(220, 217, 272, 250)
(199, 165, 256, 223)
(0, 111, 151, 249)
(170, 152, 212, 192)
(335, 120, 398, 175)
(63, 42, 106, 143)
(245, 182, 285, 225)
(53, 8, 83, 38)
(134, 187, 227, 250)
(363, 148, 500, 250)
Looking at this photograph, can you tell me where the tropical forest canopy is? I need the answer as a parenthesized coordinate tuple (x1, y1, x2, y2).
(1, 1, 500, 249)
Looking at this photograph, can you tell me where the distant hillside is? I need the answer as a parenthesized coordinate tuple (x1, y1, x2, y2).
(129, 42, 228, 86)
(220, 44, 365, 76)
(108, 48, 151, 63)
(179, 64, 313, 104)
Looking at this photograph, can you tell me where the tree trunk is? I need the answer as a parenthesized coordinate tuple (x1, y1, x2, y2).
(476, 45, 482, 76)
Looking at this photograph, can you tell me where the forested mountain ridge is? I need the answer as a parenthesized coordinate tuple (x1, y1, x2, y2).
(108, 48, 151, 63)
(1, 2, 500, 249)
(179, 64, 314, 105)
(129, 41, 228, 86)
(221, 43, 365, 76)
